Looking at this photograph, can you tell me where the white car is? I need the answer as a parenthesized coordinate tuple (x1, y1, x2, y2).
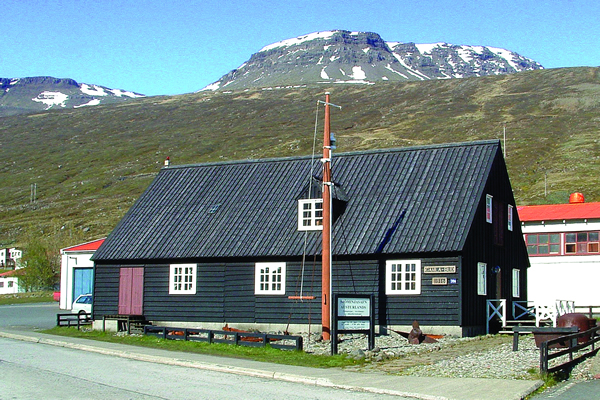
(72, 294, 92, 315)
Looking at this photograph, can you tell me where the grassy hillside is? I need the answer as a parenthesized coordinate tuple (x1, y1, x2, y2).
(1, 67, 599, 247)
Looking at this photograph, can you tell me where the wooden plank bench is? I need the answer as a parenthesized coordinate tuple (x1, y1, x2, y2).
(512, 326, 578, 351)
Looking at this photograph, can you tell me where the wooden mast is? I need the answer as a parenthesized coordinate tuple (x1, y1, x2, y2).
(322, 93, 332, 340)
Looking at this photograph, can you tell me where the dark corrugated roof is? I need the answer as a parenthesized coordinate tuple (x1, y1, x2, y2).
(93, 140, 499, 261)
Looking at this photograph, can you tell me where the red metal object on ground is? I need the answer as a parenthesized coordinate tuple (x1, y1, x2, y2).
(558, 313, 597, 343)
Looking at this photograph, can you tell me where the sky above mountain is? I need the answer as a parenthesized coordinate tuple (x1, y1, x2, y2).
(3, 0, 598, 96)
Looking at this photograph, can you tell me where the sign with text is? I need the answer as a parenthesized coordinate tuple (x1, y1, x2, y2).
(423, 265, 456, 274)
(337, 297, 370, 317)
(432, 277, 448, 285)
(338, 319, 370, 330)
(332, 294, 374, 355)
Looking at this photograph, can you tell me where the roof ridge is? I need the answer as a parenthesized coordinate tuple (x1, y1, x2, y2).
(163, 139, 500, 170)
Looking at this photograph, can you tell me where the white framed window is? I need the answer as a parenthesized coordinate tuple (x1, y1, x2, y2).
(485, 195, 493, 224)
(507, 204, 514, 232)
(386, 260, 421, 295)
(255, 262, 286, 295)
(298, 199, 323, 231)
(512, 269, 520, 298)
(169, 264, 197, 294)
(477, 262, 487, 296)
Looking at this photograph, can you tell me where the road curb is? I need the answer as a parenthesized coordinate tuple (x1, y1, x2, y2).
(0, 329, 540, 400)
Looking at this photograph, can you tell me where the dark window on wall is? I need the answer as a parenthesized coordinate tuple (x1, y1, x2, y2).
(565, 232, 600, 254)
(527, 233, 561, 255)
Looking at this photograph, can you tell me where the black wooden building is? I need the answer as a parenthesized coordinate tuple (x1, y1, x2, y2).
(92, 140, 530, 336)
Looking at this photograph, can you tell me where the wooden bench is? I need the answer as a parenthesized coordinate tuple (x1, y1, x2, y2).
(512, 326, 578, 351)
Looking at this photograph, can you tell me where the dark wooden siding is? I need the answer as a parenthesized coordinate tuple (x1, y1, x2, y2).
(144, 263, 225, 322)
(460, 151, 530, 332)
(224, 262, 255, 323)
(93, 264, 122, 316)
(332, 259, 379, 321)
(383, 257, 461, 327)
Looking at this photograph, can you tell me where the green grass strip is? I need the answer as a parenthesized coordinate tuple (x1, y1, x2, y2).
(42, 326, 364, 369)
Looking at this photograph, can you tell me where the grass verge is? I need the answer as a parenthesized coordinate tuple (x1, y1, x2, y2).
(524, 370, 566, 399)
(42, 326, 365, 369)
(0, 291, 54, 305)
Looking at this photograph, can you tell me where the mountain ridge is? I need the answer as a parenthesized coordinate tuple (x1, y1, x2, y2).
(203, 30, 543, 91)
(0, 76, 144, 117)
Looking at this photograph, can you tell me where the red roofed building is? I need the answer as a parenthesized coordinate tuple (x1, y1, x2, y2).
(0, 269, 22, 295)
(59, 238, 105, 310)
(518, 193, 600, 306)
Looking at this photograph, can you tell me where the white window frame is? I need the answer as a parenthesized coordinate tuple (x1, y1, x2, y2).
(507, 204, 514, 232)
(512, 269, 520, 298)
(297, 199, 323, 231)
(255, 262, 286, 295)
(385, 260, 421, 295)
(485, 195, 493, 224)
(169, 263, 197, 294)
(477, 262, 487, 296)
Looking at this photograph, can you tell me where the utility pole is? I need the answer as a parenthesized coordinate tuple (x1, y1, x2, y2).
(321, 93, 332, 341)
(503, 123, 506, 158)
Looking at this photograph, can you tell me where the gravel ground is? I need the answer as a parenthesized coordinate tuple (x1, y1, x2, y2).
(298, 331, 600, 381)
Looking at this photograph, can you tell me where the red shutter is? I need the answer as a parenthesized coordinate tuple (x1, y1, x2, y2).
(131, 268, 144, 315)
(118, 267, 144, 315)
(118, 268, 132, 314)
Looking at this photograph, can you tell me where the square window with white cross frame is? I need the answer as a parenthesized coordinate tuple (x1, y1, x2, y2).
(255, 262, 286, 295)
(169, 264, 197, 294)
(297, 199, 323, 231)
(385, 260, 421, 295)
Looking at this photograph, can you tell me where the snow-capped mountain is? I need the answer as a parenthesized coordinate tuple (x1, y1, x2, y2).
(0, 76, 144, 117)
(203, 30, 543, 91)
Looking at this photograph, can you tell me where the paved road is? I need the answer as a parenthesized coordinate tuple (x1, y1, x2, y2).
(530, 380, 600, 399)
(1, 303, 597, 399)
(0, 302, 59, 329)
(0, 336, 403, 400)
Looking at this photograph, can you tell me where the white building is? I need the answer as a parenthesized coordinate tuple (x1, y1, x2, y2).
(0, 247, 22, 269)
(518, 193, 600, 306)
(59, 239, 104, 310)
(0, 270, 21, 294)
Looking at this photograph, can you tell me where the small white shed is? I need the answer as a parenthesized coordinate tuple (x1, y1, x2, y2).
(59, 239, 104, 310)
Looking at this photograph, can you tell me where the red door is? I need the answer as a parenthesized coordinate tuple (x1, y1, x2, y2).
(118, 267, 144, 315)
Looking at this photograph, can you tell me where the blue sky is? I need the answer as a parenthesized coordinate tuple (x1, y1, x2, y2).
(3, 0, 598, 96)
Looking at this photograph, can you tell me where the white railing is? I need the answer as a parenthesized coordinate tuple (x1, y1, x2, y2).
(535, 299, 575, 327)
(556, 299, 575, 315)
(535, 304, 557, 327)
(487, 299, 576, 332)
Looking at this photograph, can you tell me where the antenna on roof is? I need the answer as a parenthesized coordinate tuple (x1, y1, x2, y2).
(503, 122, 506, 158)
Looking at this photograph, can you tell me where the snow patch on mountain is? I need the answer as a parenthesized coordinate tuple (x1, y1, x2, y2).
(350, 66, 367, 80)
(32, 91, 69, 109)
(81, 84, 109, 96)
(260, 31, 336, 52)
(74, 99, 101, 108)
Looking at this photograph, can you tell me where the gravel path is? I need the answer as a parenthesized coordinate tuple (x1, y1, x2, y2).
(299, 331, 599, 381)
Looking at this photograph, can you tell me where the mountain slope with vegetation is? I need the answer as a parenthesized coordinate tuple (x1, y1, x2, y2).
(0, 76, 144, 117)
(1, 67, 599, 247)
(203, 30, 543, 91)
